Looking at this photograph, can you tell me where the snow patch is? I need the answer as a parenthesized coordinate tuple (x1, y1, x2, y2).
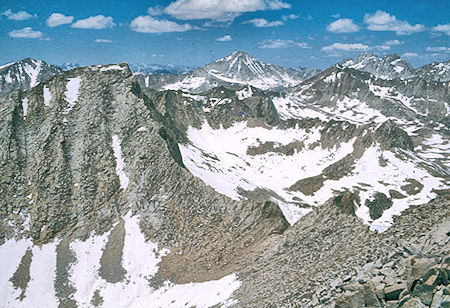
(100, 65, 124, 71)
(180, 121, 355, 225)
(23, 61, 42, 88)
(63, 77, 81, 116)
(69, 212, 240, 307)
(236, 86, 253, 100)
(22, 97, 28, 118)
(112, 134, 129, 191)
(43, 86, 52, 107)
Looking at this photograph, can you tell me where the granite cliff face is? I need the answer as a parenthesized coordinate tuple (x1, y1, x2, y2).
(0, 63, 287, 307)
(0, 53, 448, 307)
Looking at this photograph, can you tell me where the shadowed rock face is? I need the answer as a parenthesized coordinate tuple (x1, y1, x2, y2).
(374, 120, 414, 151)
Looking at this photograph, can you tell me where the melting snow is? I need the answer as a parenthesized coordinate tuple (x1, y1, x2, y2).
(0, 61, 15, 70)
(0, 238, 59, 308)
(63, 77, 81, 116)
(69, 212, 240, 307)
(5, 71, 13, 83)
(180, 121, 356, 225)
(22, 98, 28, 119)
(100, 65, 124, 71)
(23, 61, 42, 88)
(394, 66, 404, 73)
(43, 86, 52, 107)
(236, 86, 253, 100)
(164, 77, 207, 91)
(112, 135, 129, 191)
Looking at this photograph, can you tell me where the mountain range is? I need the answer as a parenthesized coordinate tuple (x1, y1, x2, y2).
(0, 51, 449, 308)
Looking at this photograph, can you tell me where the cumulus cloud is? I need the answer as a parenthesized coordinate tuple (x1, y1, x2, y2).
(384, 39, 404, 46)
(426, 46, 450, 53)
(9, 27, 43, 39)
(72, 15, 115, 29)
(216, 35, 232, 41)
(94, 39, 115, 43)
(432, 23, 450, 35)
(243, 18, 283, 27)
(1, 9, 36, 20)
(364, 10, 425, 35)
(130, 15, 192, 33)
(163, 0, 291, 22)
(47, 13, 74, 27)
(402, 52, 419, 58)
(282, 14, 299, 21)
(258, 39, 309, 49)
(321, 42, 369, 52)
(326, 18, 359, 33)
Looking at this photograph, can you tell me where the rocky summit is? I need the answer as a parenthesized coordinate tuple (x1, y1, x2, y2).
(0, 52, 449, 308)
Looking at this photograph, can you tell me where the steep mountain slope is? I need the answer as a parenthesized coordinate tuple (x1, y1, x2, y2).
(165, 58, 449, 231)
(137, 51, 318, 93)
(416, 60, 450, 82)
(0, 58, 62, 100)
(340, 53, 450, 83)
(0, 64, 287, 307)
(0, 53, 448, 307)
(340, 53, 416, 80)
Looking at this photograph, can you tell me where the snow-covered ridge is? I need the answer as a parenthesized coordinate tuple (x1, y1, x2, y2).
(180, 119, 447, 231)
(180, 121, 356, 225)
(160, 51, 311, 93)
(339, 53, 416, 80)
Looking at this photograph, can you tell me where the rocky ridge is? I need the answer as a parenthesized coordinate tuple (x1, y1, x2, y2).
(0, 58, 62, 100)
(137, 51, 318, 94)
(0, 52, 448, 307)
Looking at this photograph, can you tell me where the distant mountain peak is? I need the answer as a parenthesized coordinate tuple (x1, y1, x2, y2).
(0, 58, 62, 100)
(339, 53, 415, 80)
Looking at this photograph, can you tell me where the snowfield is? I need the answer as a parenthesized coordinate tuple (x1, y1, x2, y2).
(0, 212, 241, 308)
(180, 120, 447, 230)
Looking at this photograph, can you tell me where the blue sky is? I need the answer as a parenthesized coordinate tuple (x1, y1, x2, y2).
(1, 0, 449, 69)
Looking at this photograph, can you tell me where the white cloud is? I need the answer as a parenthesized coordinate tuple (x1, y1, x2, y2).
(426, 46, 450, 53)
(94, 39, 115, 43)
(9, 27, 43, 39)
(163, 0, 291, 22)
(432, 23, 450, 35)
(1, 9, 36, 20)
(72, 15, 115, 29)
(384, 39, 404, 46)
(282, 14, 299, 21)
(402, 52, 419, 58)
(327, 18, 359, 33)
(266, 0, 291, 9)
(130, 15, 192, 33)
(243, 18, 283, 27)
(216, 34, 232, 41)
(373, 45, 391, 51)
(147, 6, 164, 16)
(47, 13, 74, 27)
(258, 39, 309, 49)
(332, 13, 340, 18)
(322, 42, 369, 52)
(364, 10, 425, 35)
